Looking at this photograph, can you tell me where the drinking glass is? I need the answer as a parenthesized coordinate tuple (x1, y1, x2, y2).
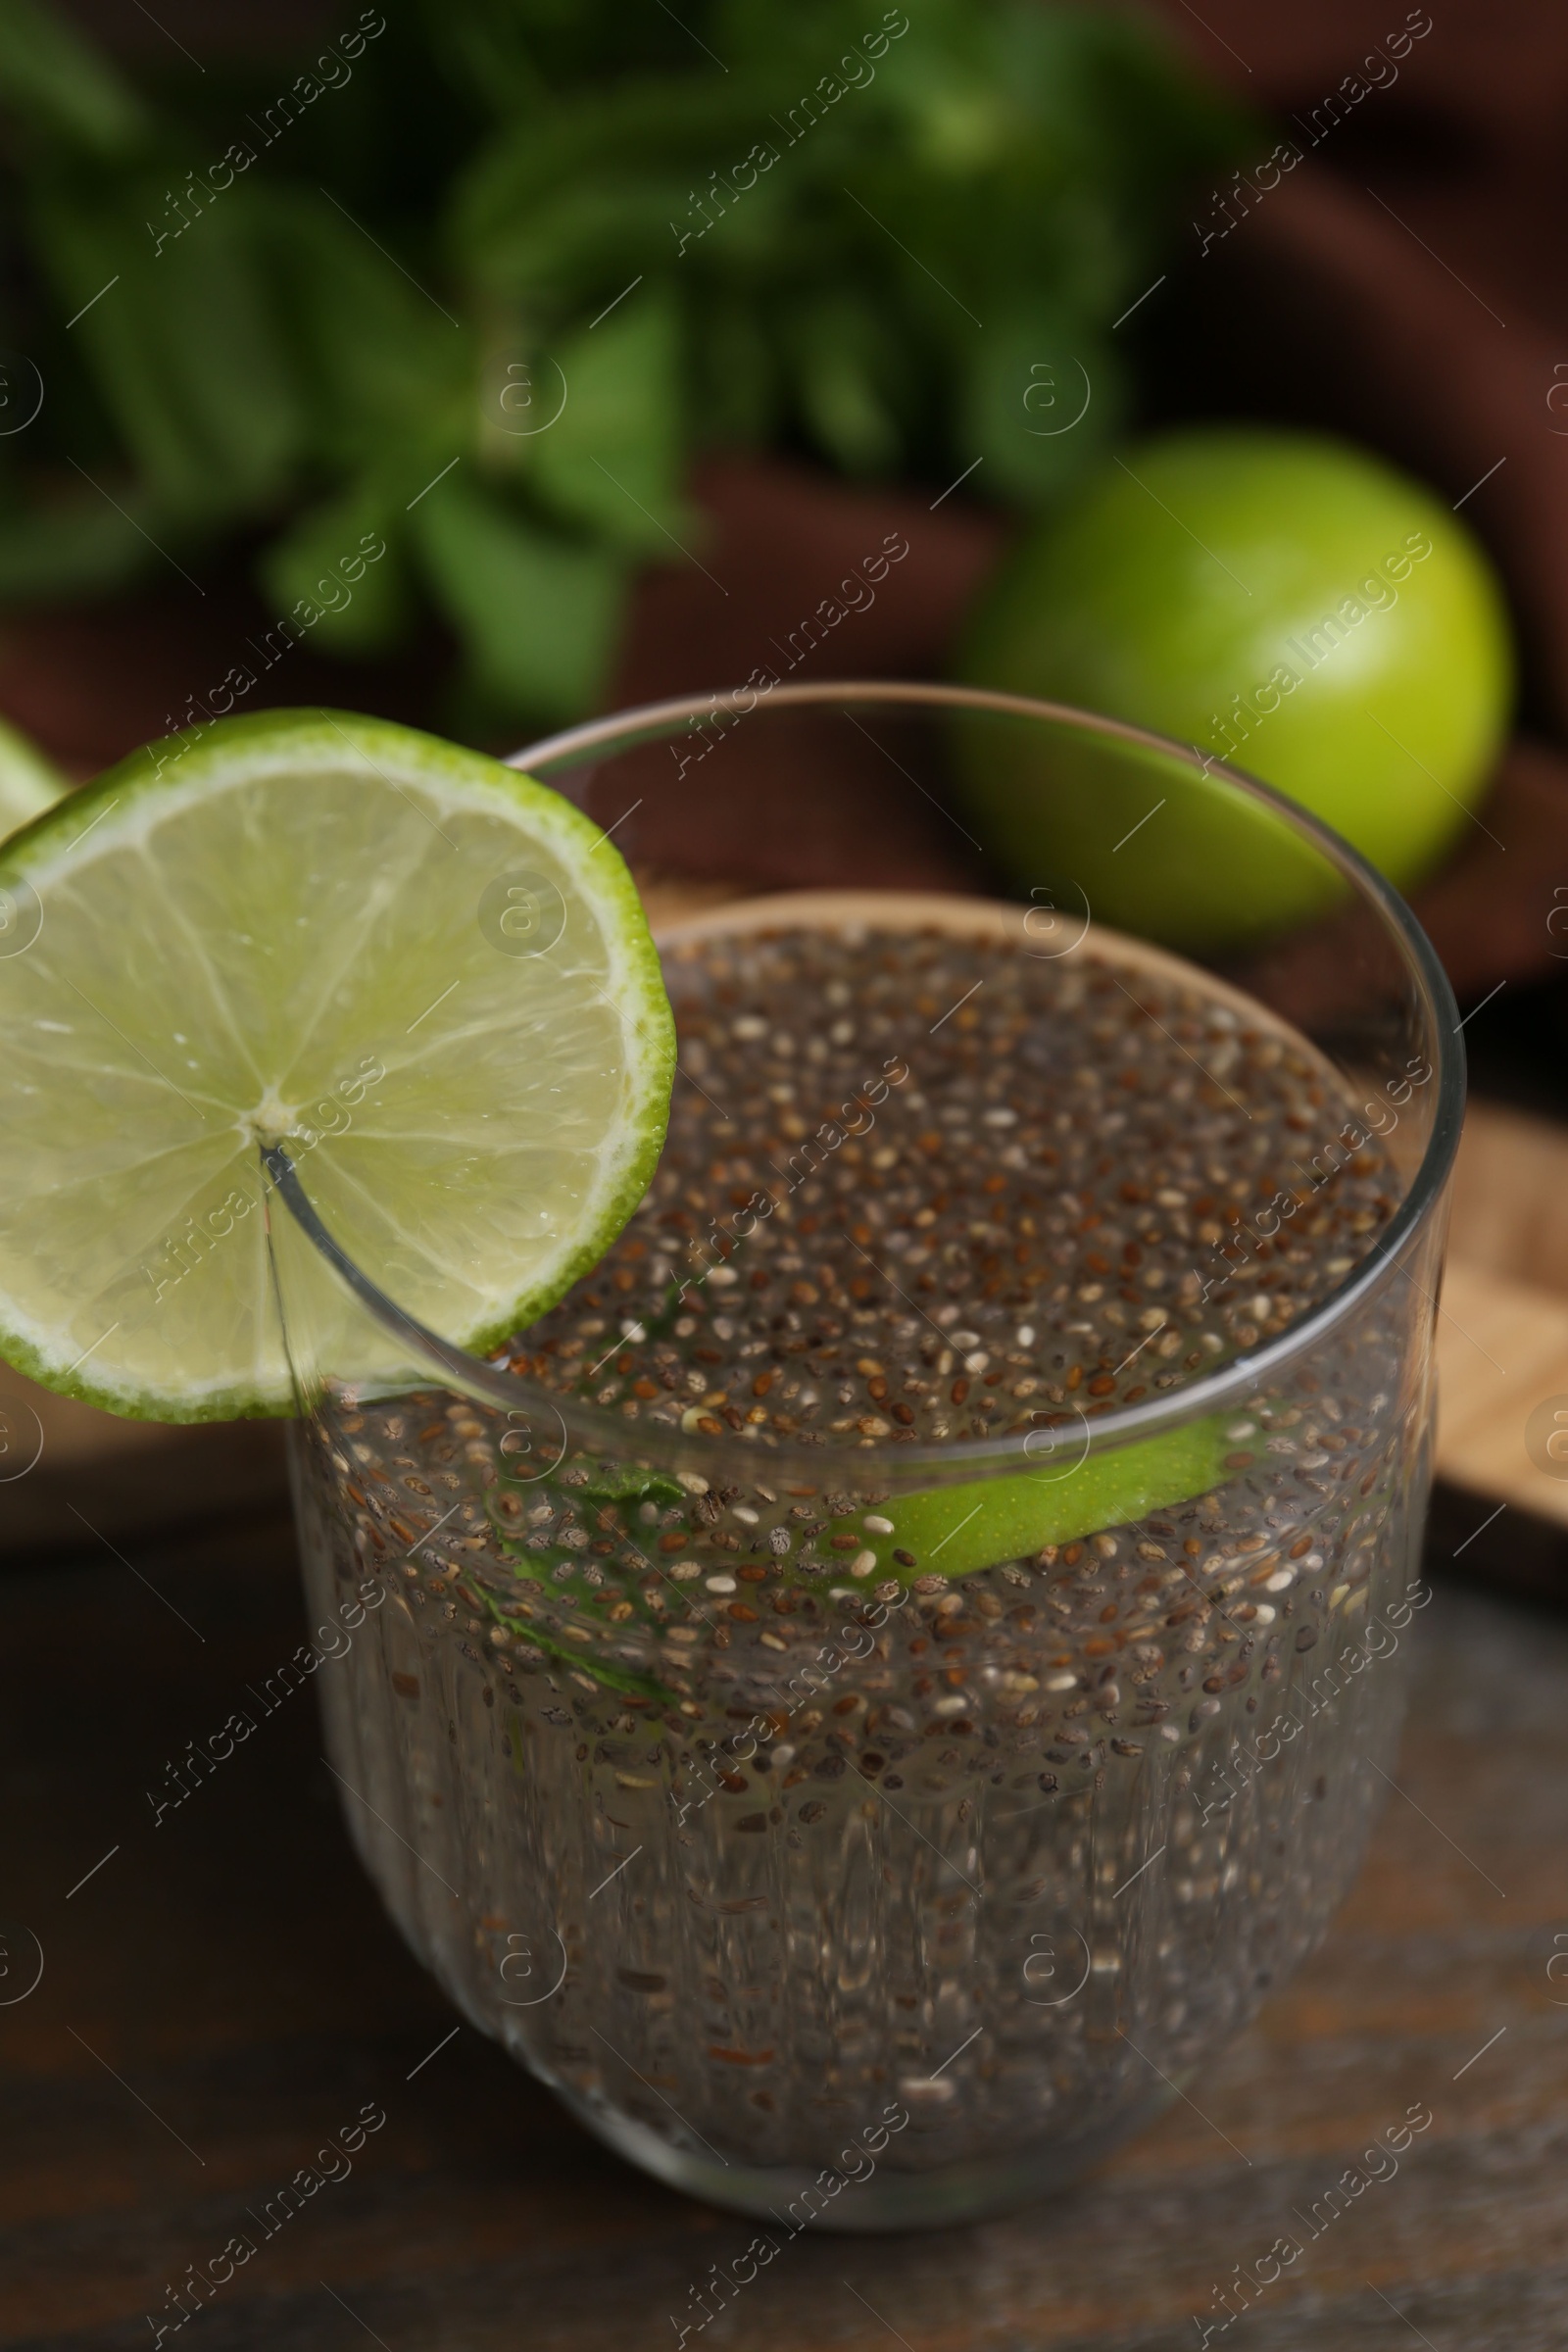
(268, 683, 1461, 2229)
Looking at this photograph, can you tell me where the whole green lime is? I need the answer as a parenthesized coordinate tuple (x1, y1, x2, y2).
(953, 428, 1514, 948)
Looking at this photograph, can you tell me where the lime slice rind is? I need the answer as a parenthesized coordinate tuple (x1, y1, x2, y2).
(0, 713, 70, 843)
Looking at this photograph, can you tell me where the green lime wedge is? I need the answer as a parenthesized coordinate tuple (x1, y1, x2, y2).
(0, 715, 70, 839)
(0, 710, 674, 1421)
(498, 1414, 1253, 1602)
(850, 1413, 1249, 1584)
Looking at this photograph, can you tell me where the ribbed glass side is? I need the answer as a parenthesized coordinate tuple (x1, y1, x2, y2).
(289, 1243, 1431, 2224)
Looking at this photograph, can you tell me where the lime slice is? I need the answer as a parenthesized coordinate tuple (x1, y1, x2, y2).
(0, 715, 70, 839)
(0, 710, 674, 1420)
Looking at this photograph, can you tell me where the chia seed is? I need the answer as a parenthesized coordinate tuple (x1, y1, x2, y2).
(512, 926, 1394, 1445)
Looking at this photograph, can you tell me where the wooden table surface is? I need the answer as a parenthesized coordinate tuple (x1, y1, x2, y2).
(5, 1494, 1567, 2352)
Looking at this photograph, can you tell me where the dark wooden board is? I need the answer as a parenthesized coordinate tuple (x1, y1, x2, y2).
(3, 1507, 1567, 2352)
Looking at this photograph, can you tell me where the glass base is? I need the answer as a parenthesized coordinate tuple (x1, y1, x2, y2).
(548, 2077, 1177, 2232)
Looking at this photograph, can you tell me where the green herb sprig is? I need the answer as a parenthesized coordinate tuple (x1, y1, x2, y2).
(0, 0, 1247, 729)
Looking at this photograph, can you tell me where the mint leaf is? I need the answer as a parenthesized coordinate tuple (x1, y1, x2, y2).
(411, 472, 628, 718)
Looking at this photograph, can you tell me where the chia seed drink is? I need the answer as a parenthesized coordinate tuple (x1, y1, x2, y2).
(288, 891, 1444, 2228)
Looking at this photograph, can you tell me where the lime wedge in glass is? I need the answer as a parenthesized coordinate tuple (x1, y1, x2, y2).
(844, 1412, 1246, 1585)
(0, 710, 674, 1420)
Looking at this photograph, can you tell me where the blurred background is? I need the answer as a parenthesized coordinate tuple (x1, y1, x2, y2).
(0, 0, 1562, 1095)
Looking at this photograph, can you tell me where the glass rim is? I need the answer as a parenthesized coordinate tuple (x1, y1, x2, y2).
(274, 679, 1465, 1486)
